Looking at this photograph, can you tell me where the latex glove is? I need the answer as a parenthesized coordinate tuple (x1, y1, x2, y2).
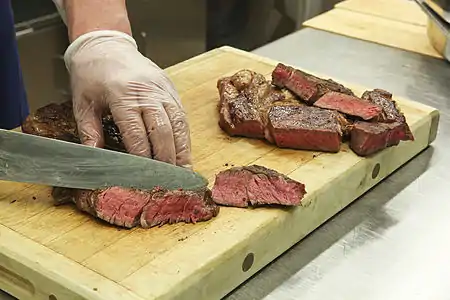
(64, 30, 192, 168)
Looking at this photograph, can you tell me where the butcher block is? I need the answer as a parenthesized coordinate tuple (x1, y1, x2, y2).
(0, 46, 439, 300)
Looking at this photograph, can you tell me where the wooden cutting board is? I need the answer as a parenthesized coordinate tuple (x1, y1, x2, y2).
(303, 5, 441, 59)
(0, 46, 439, 300)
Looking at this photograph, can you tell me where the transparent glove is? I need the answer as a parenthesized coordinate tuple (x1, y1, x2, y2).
(64, 30, 192, 168)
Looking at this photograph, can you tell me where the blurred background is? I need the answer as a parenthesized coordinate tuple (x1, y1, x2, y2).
(12, 0, 343, 111)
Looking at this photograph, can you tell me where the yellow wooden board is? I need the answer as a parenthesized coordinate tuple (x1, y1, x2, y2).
(336, 0, 428, 27)
(0, 46, 440, 300)
(303, 8, 441, 58)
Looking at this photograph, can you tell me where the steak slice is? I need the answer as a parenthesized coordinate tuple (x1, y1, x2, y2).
(314, 92, 382, 121)
(211, 165, 306, 207)
(271, 63, 355, 104)
(218, 69, 285, 138)
(350, 121, 411, 156)
(361, 89, 414, 140)
(141, 188, 219, 228)
(52, 187, 219, 229)
(266, 105, 349, 152)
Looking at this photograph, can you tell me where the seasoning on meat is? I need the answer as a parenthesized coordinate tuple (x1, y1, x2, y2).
(217, 69, 285, 138)
(267, 105, 349, 153)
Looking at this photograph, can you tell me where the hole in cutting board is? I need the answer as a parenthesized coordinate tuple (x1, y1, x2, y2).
(242, 253, 254, 272)
(49, 295, 57, 300)
(372, 163, 381, 179)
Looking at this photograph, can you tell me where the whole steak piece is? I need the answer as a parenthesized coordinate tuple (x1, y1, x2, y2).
(211, 165, 306, 208)
(314, 92, 382, 121)
(271, 63, 355, 104)
(267, 105, 350, 152)
(23, 101, 219, 229)
(349, 89, 415, 156)
(217, 69, 285, 139)
(22, 100, 125, 152)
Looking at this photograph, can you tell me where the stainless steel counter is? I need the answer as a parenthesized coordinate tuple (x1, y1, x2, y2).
(225, 28, 450, 300)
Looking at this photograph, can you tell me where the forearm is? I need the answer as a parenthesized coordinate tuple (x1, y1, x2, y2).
(61, 0, 132, 42)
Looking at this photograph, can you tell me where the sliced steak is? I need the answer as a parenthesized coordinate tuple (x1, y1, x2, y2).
(361, 89, 414, 140)
(314, 92, 382, 121)
(27, 102, 219, 229)
(141, 188, 219, 228)
(266, 105, 349, 152)
(218, 69, 285, 138)
(52, 187, 219, 229)
(211, 165, 306, 207)
(350, 121, 412, 156)
(271, 63, 355, 104)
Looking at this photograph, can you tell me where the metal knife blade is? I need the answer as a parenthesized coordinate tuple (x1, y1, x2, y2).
(0, 129, 208, 191)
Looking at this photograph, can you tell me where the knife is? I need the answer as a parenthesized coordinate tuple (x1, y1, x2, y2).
(0, 129, 208, 191)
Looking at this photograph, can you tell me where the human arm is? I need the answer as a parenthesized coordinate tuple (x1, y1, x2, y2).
(51, 0, 192, 168)
(0, 0, 29, 130)
(53, 0, 132, 42)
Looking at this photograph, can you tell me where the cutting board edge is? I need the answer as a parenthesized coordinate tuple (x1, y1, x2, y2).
(0, 223, 144, 300)
(125, 106, 436, 300)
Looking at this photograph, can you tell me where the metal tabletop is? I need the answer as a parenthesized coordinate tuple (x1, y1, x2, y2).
(226, 28, 450, 300)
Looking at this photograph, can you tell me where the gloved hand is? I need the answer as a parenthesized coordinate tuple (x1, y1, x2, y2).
(64, 30, 192, 168)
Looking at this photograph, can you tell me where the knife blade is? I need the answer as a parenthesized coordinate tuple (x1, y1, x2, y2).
(0, 129, 208, 191)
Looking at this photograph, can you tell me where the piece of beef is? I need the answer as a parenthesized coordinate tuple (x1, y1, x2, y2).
(348, 89, 415, 156)
(314, 92, 382, 121)
(217, 69, 285, 139)
(361, 89, 414, 140)
(349, 121, 412, 156)
(21, 101, 126, 152)
(51, 187, 148, 228)
(52, 187, 219, 229)
(271, 63, 355, 104)
(266, 105, 349, 152)
(26, 102, 219, 229)
(141, 188, 219, 228)
(211, 165, 306, 208)
(21, 101, 79, 143)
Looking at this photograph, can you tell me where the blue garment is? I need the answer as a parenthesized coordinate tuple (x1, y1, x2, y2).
(0, 0, 29, 130)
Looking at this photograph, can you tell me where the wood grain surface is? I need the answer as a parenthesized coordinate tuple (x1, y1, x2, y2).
(0, 46, 440, 300)
(336, 0, 428, 26)
(303, 3, 441, 58)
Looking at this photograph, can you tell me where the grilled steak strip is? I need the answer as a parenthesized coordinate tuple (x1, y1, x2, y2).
(211, 165, 306, 208)
(314, 92, 382, 121)
(271, 63, 355, 104)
